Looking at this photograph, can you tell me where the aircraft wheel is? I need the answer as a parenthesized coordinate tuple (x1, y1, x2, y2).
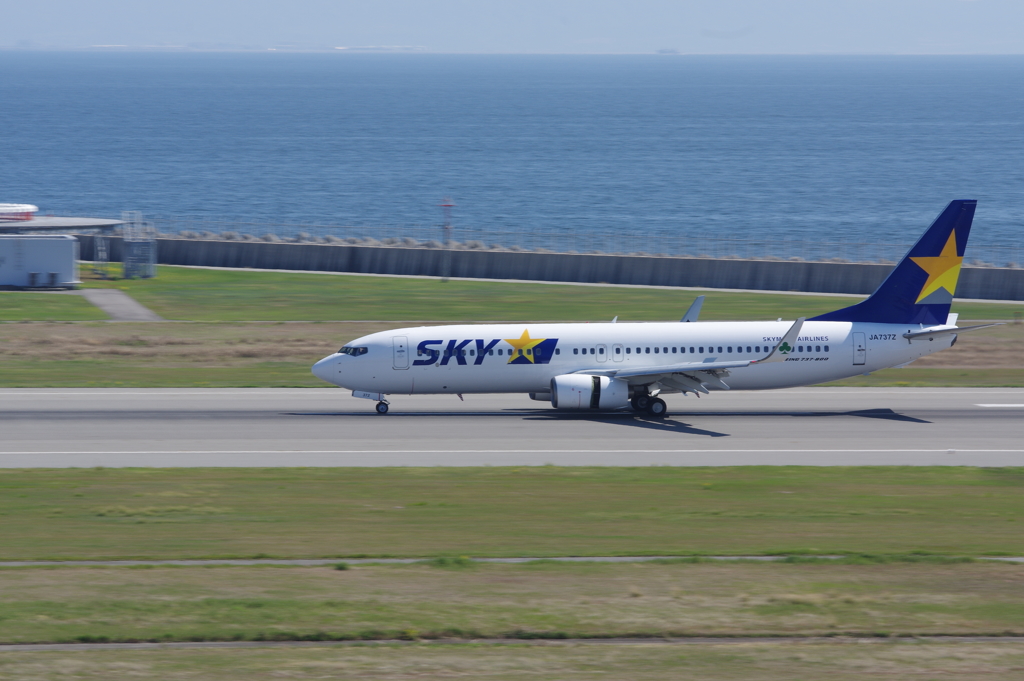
(646, 398, 668, 417)
(631, 395, 651, 411)
(375, 402, 390, 414)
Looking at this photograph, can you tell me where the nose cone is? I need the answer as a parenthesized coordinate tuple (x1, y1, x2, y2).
(312, 354, 340, 385)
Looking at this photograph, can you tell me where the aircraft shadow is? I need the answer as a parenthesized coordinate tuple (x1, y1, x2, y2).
(673, 408, 931, 424)
(285, 407, 929, 428)
(521, 412, 731, 437)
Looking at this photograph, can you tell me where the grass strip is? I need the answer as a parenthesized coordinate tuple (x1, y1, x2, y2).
(2, 467, 1023, 561)
(79, 266, 1024, 322)
(0, 562, 1022, 645)
(0, 292, 108, 321)
(4, 640, 1024, 681)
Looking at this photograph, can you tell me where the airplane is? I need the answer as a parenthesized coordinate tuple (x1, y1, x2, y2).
(312, 200, 998, 415)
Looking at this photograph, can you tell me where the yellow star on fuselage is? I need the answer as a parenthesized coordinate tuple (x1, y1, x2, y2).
(504, 329, 545, 363)
(910, 231, 963, 303)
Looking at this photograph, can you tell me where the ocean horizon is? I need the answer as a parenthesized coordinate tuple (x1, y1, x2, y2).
(2, 52, 1022, 254)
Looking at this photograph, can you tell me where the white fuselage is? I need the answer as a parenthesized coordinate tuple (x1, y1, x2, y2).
(312, 320, 953, 396)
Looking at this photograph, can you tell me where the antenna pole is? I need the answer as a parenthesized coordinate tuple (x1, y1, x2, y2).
(439, 198, 454, 282)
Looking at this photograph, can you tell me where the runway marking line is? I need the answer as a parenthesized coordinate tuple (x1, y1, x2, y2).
(976, 404, 1024, 408)
(3, 449, 1024, 455)
(2, 389, 1024, 397)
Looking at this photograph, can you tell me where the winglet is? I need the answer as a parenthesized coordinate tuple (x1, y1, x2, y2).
(681, 295, 705, 323)
(754, 318, 804, 364)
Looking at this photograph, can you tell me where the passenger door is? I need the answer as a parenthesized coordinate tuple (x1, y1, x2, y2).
(612, 343, 624, 362)
(596, 344, 608, 363)
(393, 336, 409, 370)
(852, 332, 866, 365)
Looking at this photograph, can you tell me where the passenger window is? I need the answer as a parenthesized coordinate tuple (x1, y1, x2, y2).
(824, 345, 830, 352)
(727, 347, 732, 353)
(526, 349, 532, 356)
(663, 347, 668, 353)
(654, 347, 659, 354)
(672, 347, 677, 353)
(636, 348, 641, 354)
(815, 345, 821, 352)
(746, 346, 752, 353)
(717, 346, 723, 354)
(645, 347, 650, 354)
(690, 347, 695, 353)
(699, 347, 704, 353)
(626, 347, 631, 354)
(470, 350, 475, 356)
(755, 346, 760, 353)
(555, 348, 560, 355)
(599, 348, 605, 355)
(573, 348, 578, 355)
(614, 347, 620, 354)
(591, 348, 596, 354)
(498, 349, 503, 356)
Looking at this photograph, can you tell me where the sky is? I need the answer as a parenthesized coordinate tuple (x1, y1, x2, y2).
(3, 0, 1023, 54)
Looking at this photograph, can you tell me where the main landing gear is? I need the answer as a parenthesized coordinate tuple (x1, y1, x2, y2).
(375, 401, 389, 414)
(630, 395, 650, 411)
(646, 398, 668, 417)
(631, 394, 668, 417)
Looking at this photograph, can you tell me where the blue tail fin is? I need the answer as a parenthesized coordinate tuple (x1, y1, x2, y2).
(809, 200, 976, 326)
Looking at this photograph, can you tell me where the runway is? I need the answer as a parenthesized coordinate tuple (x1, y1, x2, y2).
(1, 388, 1023, 467)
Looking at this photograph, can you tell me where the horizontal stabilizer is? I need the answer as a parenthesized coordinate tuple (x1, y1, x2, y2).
(903, 323, 1002, 341)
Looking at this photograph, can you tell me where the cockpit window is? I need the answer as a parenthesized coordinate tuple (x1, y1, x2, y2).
(338, 346, 368, 356)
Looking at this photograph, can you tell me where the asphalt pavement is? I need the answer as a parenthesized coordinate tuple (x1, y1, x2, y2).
(1, 387, 1022, 467)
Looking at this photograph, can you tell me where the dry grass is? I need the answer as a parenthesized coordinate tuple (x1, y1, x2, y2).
(0, 322, 383, 365)
(1, 640, 1023, 681)
(0, 319, 1021, 387)
(0, 321, 396, 385)
(0, 561, 1022, 644)
(905, 322, 1024, 368)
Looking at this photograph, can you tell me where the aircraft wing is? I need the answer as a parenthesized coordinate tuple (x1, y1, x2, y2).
(580, 358, 754, 379)
(574, 318, 805, 390)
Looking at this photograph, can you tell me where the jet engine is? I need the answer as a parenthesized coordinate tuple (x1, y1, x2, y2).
(550, 375, 630, 410)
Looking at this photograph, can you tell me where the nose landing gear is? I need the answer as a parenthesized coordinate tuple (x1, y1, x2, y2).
(375, 401, 390, 414)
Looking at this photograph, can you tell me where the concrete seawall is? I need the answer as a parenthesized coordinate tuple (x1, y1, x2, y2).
(75, 235, 1024, 301)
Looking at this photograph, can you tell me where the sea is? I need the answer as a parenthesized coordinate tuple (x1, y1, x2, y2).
(1, 52, 1023, 259)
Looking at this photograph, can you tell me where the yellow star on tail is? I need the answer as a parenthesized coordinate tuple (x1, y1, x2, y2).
(504, 330, 545, 363)
(910, 231, 963, 303)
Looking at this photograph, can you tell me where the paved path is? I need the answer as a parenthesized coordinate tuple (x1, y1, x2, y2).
(72, 289, 163, 321)
(1, 556, 1020, 568)
(1, 388, 1023, 467)
(2, 636, 1022, 653)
